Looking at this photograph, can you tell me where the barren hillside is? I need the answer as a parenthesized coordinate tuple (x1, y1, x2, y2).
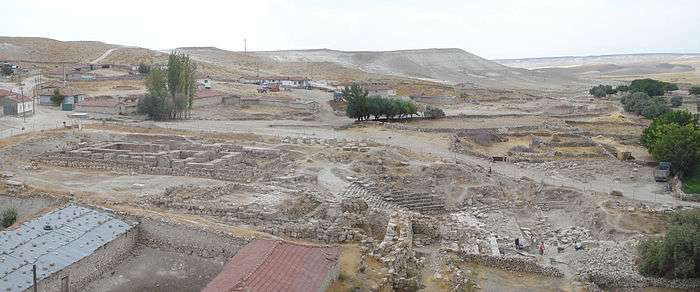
(251, 48, 588, 89)
(0, 36, 117, 63)
(175, 47, 406, 82)
(497, 53, 700, 85)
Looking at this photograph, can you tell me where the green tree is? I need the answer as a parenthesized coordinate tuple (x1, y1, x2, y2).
(139, 67, 171, 120)
(642, 111, 699, 174)
(166, 52, 197, 119)
(343, 83, 369, 121)
(139, 53, 197, 120)
(638, 209, 700, 279)
(589, 85, 615, 97)
(629, 79, 677, 97)
(649, 123, 700, 174)
(50, 88, 63, 106)
(616, 85, 629, 92)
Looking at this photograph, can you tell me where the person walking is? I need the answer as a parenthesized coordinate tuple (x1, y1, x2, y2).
(538, 241, 545, 255)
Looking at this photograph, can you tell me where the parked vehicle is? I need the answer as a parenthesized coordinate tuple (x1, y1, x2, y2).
(654, 162, 671, 182)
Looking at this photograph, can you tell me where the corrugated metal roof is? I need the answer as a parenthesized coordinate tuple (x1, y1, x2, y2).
(0, 205, 133, 292)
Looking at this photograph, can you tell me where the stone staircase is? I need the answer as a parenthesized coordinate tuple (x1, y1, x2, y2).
(341, 183, 446, 215)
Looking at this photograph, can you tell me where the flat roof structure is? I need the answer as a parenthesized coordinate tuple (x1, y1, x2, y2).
(202, 239, 340, 292)
(0, 205, 133, 292)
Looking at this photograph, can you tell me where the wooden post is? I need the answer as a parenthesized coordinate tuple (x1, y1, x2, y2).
(32, 264, 37, 292)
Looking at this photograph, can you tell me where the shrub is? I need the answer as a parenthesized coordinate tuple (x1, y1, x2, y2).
(689, 86, 700, 95)
(423, 106, 445, 119)
(621, 92, 670, 118)
(1, 208, 17, 228)
(616, 85, 629, 92)
(137, 63, 151, 74)
(638, 209, 700, 279)
(589, 84, 616, 97)
(670, 96, 683, 107)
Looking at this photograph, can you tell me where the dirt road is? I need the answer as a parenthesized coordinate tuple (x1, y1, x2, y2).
(91, 48, 117, 64)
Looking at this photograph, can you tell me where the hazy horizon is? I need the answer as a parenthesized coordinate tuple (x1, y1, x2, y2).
(1, 0, 699, 59)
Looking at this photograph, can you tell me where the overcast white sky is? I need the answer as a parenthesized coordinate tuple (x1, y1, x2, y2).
(1, 0, 699, 59)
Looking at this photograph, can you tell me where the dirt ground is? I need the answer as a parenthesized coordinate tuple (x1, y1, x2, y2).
(83, 246, 226, 292)
(16, 167, 227, 203)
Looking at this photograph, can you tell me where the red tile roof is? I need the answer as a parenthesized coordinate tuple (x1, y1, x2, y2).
(7, 94, 32, 103)
(202, 239, 340, 292)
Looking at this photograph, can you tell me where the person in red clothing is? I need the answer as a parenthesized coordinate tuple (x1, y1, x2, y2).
(538, 241, 545, 255)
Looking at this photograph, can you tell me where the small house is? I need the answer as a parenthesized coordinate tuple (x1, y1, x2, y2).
(75, 97, 137, 115)
(39, 85, 85, 106)
(239, 75, 310, 88)
(193, 87, 230, 108)
(366, 84, 396, 97)
(1, 93, 33, 116)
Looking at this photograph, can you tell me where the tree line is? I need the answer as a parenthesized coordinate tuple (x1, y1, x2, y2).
(589, 79, 679, 98)
(138, 52, 197, 120)
(343, 84, 421, 121)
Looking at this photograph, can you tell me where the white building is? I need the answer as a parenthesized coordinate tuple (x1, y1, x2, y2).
(366, 85, 397, 97)
(239, 76, 310, 88)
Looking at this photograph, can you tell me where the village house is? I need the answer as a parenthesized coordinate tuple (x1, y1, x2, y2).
(0, 89, 9, 117)
(366, 84, 397, 97)
(239, 75, 310, 88)
(0, 90, 34, 116)
(75, 97, 138, 115)
(331, 81, 397, 97)
(192, 86, 231, 108)
(38, 83, 86, 106)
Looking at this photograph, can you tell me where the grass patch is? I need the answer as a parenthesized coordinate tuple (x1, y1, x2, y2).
(682, 164, 700, 194)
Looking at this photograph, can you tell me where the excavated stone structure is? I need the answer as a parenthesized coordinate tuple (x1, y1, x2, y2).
(34, 137, 286, 182)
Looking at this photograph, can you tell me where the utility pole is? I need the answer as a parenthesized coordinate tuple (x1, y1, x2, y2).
(21, 87, 25, 123)
(244, 38, 247, 54)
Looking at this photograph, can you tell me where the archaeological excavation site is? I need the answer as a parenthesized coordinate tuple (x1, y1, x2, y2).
(1, 115, 698, 291)
(1, 7, 700, 290)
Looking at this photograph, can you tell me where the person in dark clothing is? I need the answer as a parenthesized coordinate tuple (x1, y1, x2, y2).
(515, 238, 521, 250)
